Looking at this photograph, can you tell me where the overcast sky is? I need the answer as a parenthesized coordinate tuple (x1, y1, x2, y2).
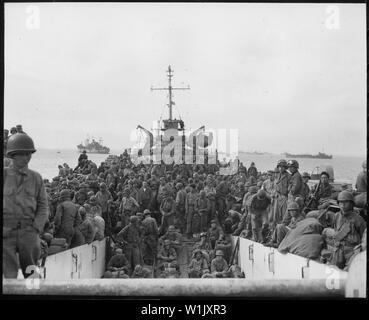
(4, 3, 366, 156)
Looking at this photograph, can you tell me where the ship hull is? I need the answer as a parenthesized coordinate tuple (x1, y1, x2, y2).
(78, 149, 109, 154)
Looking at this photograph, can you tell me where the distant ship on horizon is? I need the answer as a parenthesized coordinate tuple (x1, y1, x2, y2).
(284, 152, 333, 159)
(239, 150, 273, 155)
(77, 136, 110, 154)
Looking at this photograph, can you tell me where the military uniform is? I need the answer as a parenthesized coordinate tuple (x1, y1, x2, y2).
(156, 246, 177, 271)
(272, 215, 305, 246)
(142, 216, 159, 264)
(249, 194, 271, 243)
(188, 256, 209, 278)
(159, 196, 176, 235)
(331, 211, 366, 269)
(175, 189, 187, 232)
(107, 253, 130, 274)
(186, 192, 198, 235)
(272, 172, 290, 225)
(54, 199, 81, 246)
(3, 164, 48, 278)
(288, 171, 303, 199)
(117, 223, 143, 271)
(195, 196, 211, 232)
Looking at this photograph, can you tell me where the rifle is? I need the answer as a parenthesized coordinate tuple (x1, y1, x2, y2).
(304, 179, 321, 214)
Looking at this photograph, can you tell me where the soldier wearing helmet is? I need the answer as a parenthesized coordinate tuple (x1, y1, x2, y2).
(248, 189, 272, 243)
(247, 162, 258, 179)
(159, 225, 182, 253)
(96, 182, 112, 230)
(156, 238, 178, 274)
(287, 159, 303, 200)
(119, 188, 139, 227)
(174, 181, 187, 233)
(202, 249, 228, 278)
(138, 180, 152, 212)
(329, 191, 367, 269)
(3, 133, 48, 278)
(117, 213, 143, 272)
(271, 159, 291, 229)
(266, 201, 305, 248)
(141, 209, 159, 265)
(301, 172, 311, 204)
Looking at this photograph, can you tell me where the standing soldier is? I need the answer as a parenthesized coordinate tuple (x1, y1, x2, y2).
(272, 159, 290, 228)
(249, 189, 271, 243)
(174, 183, 187, 233)
(287, 160, 303, 200)
(138, 181, 152, 212)
(117, 215, 143, 272)
(215, 179, 229, 226)
(185, 183, 198, 239)
(301, 172, 311, 206)
(141, 209, 159, 265)
(195, 190, 211, 232)
(3, 133, 48, 278)
(54, 189, 81, 247)
(159, 190, 176, 235)
(284, 159, 303, 225)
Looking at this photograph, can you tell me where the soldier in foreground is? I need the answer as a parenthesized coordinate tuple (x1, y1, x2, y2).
(3, 133, 48, 278)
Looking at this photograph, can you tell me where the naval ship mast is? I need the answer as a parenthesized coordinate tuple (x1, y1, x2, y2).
(135, 66, 215, 164)
(151, 65, 190, 131)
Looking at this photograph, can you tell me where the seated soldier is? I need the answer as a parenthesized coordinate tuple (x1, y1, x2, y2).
(159, 225, 182, 253)
(193, 232, 212, 263)
(214, 232, 232, 263)
(103, 248, 130, 278)
(188, 249, 210, 278)
(266, 202, 305, 248)
(202, 250, 229, 278)
(156, 239, 178, 275)
(130, 264, 152, 278)
(325, 191, 366, 270)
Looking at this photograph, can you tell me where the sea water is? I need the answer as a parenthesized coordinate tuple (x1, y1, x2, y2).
(29, 148, 364, 184)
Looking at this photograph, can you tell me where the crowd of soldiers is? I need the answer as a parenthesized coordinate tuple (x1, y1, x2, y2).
(3, 127, 367, 279)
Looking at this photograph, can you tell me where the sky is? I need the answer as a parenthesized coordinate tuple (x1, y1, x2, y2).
(4, 3, 367, 157)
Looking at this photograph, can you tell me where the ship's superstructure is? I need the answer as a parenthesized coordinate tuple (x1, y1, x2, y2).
(77, 136, 110, 154)
(133, 66, 216, 164)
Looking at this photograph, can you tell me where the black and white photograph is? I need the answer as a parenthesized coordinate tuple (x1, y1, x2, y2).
(2, 2, 367, 303)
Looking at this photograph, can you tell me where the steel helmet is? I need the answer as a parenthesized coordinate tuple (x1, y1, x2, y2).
(168, 225, 176, 232)
(59, 189, 71, 199)
(6, 133, 36, 157)
(302, 172, 311, 179)
(143, 209, 151, 215)
(287, 160, 299, 169)
(337, 191, 354, 202)
(287, 202, 300, 211)
(277, 159, 287, 168)
(130, 215, 138, 223)
(164, 239, 171, 246)
(215, 250, 224, 256)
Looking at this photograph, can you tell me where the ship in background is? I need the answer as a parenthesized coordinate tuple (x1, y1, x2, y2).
(133, 66, 217, 164)
(77, 136, 110, 154)
(284, 151, 333, 159)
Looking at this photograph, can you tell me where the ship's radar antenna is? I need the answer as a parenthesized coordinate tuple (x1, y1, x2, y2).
(151, 65, 190, 121)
